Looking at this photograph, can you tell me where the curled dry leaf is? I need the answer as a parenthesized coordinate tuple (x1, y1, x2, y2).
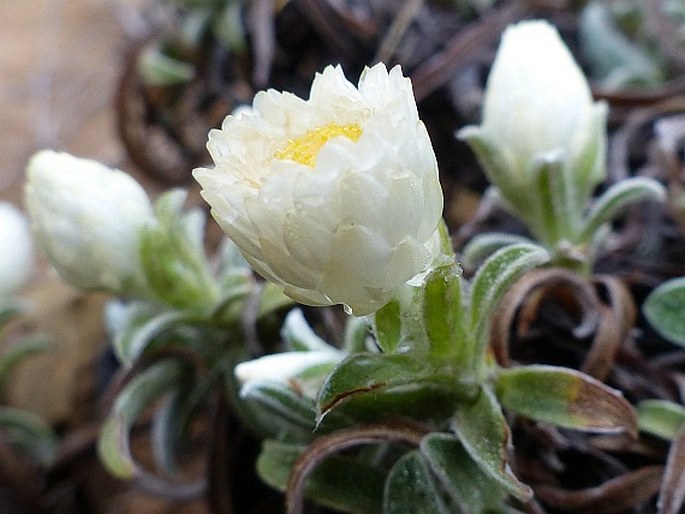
(534, 465, 663, 513)
(658, 423, 685, 514)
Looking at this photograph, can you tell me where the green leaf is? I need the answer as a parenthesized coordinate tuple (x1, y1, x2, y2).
(107, 301, 187, 365)
(373, 299, 402, 353)
(579, 177, 665, 243)
(383, 451, 452, 514)
(213, 2, 247, 52)
(217, 237, 249, 271)
(644, 278, 685, 347)
(151, 391, 186, 474)
(257, 440, 385, 514)
(435, 218, 456, 260)
(496, 365, 637, 436)
(239, 381, 318, 442)
(461, 232, 534, 270)
(258, 282, 294, 318)
(0, 335, 52, 395)
(374, 283, 429, 355)
(0, 406, 57, 466)
(98, 360, 184, 479)
(256, 440, 303, 492)
(529, 155, 573, 245)
(637, 400, 685, 441)
(281, 308, 333, 352)
(0, 298, 24, 329)
(138, 45, 195, 86)
(468, 243, 549, 352)
(570, 103, 608, 211)
(140, 192, 218, 312)
(422, 263, 465, 361)
(457, 128, 528, 219)
(450, 386, 533, 501)
(99, 416, 136, 479)
(421, 433, 507, 512)
(317, 353, 465, 424)
(579, 2, 666, 89)
(342, 316, 371, 353)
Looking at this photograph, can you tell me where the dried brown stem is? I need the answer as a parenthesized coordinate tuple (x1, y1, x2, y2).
(411, 1, 526, 101)
(659, 423, 685, 514)
(534, 465, 663, 513)
(374, 0, 424, 64)
(248, 0, 276, 88)
(490, 268, 600, 368)
(207, 392, 233, 514)
(581, 276, 635, 381)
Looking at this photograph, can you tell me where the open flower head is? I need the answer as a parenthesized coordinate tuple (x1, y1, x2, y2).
(194, 64, 443, 315)
(0, 202, 33, 296)
(25, 151, 154, 296)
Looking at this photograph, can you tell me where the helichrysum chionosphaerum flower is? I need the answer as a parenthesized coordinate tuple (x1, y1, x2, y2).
(459, 20, 608, 246)
(480, 20, 604, 172)
(25, 150, 154, 296)
(194, 63, 444, 315)
(0, 202, 33, 296)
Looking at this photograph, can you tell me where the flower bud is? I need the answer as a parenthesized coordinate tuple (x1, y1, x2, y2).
(25, 151, 154, 296)
(458, 20, 608, 245)
(194, 64, 444, 315)
(0, 202, 33, 296)
(482, 21, 602, 171)
(235, 351, 342, 388)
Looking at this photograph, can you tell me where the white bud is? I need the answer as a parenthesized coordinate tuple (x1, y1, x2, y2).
(0, 202, 33, 296)
(480, 20, 605, 177)
(25, 151, 154, 296)
(194, 64, 444, 315)
(235, 351, 342, 387)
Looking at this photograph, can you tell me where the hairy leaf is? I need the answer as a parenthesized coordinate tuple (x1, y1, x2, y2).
(580, 177, 665, 242)
(469, 243, 549, 353)
(461, 232, 533, 269)
(423, 263, 465, 361)
(281, 308, 332, 352)
(107, 301, 187, 365)
(421, 433, 507, 512)
(450, 387, 533, 501)
(384, 451, 451, 514)
(373, 299, 402, 353)
(317, 353, 463, 424)
(644, 277, 685, 347)
(257, 440, 385, 514)
(496, 365, 637, 436)
(98, 360, 184, 478)
(638, 400, 685, 440)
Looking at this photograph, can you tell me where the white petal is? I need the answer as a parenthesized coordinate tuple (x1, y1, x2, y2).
(0, 203, 33, 296)
(194, 63, 444, 315)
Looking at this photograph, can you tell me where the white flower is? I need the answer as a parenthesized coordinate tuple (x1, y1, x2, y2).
(0, 203, 33, 296)
(25, 151, 154, 296)
(194, 63, 444, 315)
(235, 351, 342, 387)
(478, 20, 606, 178)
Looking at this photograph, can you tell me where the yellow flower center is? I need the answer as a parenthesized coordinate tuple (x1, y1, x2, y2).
(275, 122, 362, 167)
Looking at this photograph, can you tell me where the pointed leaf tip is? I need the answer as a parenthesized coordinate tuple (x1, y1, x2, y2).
(496, 365, 638, 437)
